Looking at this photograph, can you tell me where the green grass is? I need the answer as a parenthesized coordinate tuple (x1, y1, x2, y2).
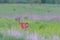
(5, 36, 25, 40)
(0, 4, 60, 15)
(0, 4, 60, 39)
(0, 33, 25, 40)
(0, 18, 60, 36)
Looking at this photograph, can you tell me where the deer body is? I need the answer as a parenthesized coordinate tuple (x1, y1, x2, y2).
(18, 17, 29, 30)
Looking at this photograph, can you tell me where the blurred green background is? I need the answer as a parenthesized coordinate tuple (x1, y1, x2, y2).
(0, 4, 60, 40)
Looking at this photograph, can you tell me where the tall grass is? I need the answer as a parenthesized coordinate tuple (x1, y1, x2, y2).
(0, 18, 60, 40)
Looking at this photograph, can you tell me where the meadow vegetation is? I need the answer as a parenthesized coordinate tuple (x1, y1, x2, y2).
(0, 4, 60, 40)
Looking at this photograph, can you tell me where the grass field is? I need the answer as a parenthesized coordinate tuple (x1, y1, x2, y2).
(0, 17, 60, 40)
(0, 4, 60, 40)
(0, 4, 60, 14)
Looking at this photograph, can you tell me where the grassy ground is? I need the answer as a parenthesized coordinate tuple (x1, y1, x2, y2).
(0, 4, 60, 40)
(0, 4, 60, 15)
(0, 18, 60, 35)
(0, 18, 60, 40)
